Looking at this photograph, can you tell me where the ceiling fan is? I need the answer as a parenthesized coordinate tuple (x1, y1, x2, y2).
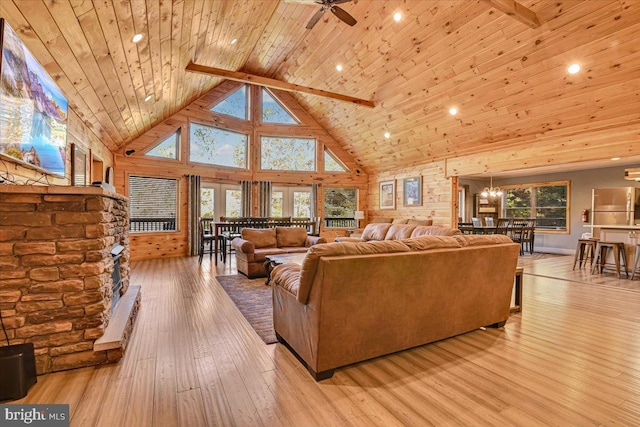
(285, 0, 357, 30)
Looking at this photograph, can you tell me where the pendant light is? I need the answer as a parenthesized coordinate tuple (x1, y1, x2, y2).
(481, 176, 503, 198)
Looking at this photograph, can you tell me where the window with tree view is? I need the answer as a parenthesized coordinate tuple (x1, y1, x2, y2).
(189, 123, 247, 169)
(504, 182, 569, 231)
(260, 136, 315, 171)
(324, 188, 357, 228)
(129, 176, 178, 233)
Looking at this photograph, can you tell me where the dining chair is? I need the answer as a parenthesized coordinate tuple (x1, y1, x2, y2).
(222, 217, 249, 261)
(509, 219, 528, 255)
(521, 218, 536, 254)
(485, 217, 495, 227)
(471, 217, 483, 228)
(198, 217, 214, 264)
(495, 218, 512, 235)
(458, 222, 474, 234)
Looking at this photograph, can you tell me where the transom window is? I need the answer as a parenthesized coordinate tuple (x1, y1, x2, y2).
(189, 123, 248, 169)
(210, 85, 248, 120)
(324, 149, 348, 172)
(260, 136, 315, 171)
(261, 88, 299, 124)
(504, 181, 569, 232)
(144, 130, 180, 160)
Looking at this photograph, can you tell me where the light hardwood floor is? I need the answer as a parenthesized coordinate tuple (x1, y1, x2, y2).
(10, 254, 640, 426)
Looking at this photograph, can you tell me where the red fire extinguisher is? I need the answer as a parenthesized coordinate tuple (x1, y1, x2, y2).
(582, 209, 589, 223)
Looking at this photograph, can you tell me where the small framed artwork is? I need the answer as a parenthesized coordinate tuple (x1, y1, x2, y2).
(71, 143, 87, 186)
(379, 180, 396, 210)
(403, 176, 422, 206)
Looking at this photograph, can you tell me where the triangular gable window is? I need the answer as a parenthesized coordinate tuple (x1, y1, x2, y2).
(210, 85, 248, 120)
(261, 88, 299, 124)
(324, 149, 348, 172)
(144, 130, 180, 160)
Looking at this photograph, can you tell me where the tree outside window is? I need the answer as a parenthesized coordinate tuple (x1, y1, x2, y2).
(504, 182, 569, 231)
(271, 191, 284, 217)
(225, 189, 242, 217)
(324, 188, 357, 227)
(293, 191, 311, 218)
(200, 188, 215, 219)
(261, 136, 315, 171)
(189, 123, 247, 169)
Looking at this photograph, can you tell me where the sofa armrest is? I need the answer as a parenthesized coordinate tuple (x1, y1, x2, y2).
(272, 263, 302, 297)
(305, 236, 327, 247)
(231, 237, 255, 254)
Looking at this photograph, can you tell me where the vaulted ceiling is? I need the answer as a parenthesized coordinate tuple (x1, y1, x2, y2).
(2, 0, 639, 174)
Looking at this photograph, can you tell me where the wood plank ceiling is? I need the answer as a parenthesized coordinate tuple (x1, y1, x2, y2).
(2, 0, 639, 174)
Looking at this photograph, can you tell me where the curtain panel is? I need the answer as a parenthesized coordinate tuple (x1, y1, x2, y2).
(241, 180, 252, 217)
(187, 175, 201, 256)
(257, 181, 272, 217)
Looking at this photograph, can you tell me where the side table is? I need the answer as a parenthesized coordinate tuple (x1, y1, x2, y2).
(511, 266, 523, 313)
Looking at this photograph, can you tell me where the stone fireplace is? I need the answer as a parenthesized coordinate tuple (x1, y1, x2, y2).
(0, 185, 141, 374)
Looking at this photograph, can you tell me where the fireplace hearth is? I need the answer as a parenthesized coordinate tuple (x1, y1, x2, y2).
(0, 185, 140, 374)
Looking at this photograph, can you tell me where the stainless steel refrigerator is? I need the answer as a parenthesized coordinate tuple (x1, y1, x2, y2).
(591, 187, 640, 226)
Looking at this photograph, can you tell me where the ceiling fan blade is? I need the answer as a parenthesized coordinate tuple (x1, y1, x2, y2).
(331, 0, 353, 4)
(330, 5, 357, 26)
(306, 8, 326, 29)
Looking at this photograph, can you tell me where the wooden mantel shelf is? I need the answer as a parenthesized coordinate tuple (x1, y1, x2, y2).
(0, 184, 126, 201)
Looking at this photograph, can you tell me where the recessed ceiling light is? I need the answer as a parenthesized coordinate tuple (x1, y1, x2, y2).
(611, 157, 621, 161)
(144, 95, 152, 102)
(132, 33, 144, 43)
(384, 131, 391, 139)
(393, 12, 402, 22)
(336, 64, 343, 72)
(567, 63, 581, 74)
(230, 38, 238, 45)
(449, 107, 458, 116)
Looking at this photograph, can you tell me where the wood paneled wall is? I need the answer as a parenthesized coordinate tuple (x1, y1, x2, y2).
(367, 161, 455, 227)
(115, 82, 368, 260)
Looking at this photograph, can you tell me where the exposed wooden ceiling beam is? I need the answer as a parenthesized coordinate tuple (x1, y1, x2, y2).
(482, 0, 541, 29)
(186, 62, 375, 108)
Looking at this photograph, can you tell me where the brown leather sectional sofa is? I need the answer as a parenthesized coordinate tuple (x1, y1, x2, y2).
(232, 227, 326, 278)
(270, 234, 520, 380)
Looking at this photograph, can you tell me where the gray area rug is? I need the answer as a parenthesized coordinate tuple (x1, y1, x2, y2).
(215, 274, 277, 344)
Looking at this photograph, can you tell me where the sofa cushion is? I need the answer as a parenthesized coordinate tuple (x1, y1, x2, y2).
(280, 246, 310, 254)
(411, 225, 462, 238)
(276, 227, 308, 248)
(401, 235, 462, 251)
(298, 240, 411, 304)
(361, 223, 392, 241)
(384, 224, 417, 240)
(407, 218, 433, 226)
(455, 234, 513, 247)
(392, 218, 409, 224)
(242, 228, 277, 248)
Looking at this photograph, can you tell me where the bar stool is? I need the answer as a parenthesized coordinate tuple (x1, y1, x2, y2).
(631, 243, 640, 280)
(572, 238, 597, 270)
(591, 241, 628, 278)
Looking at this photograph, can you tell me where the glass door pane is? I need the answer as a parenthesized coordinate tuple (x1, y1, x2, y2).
(293, 191, 311, 218)
(225, 189, 242, 217)
(200, 188, 215, 219)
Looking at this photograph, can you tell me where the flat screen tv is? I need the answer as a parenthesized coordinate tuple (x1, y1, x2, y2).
(0, 18, 68, 177)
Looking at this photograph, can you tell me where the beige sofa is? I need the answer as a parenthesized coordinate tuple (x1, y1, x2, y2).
(270, 234, 520, 380)
(232, 227, 326, 278)
(337, 223, 459, 243)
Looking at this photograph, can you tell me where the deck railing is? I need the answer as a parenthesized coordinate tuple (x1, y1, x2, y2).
(130, 217, 177, 232)
(324, 217, 356, 228)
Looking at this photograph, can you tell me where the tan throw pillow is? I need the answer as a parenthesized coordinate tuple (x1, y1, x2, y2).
(385, 224, 417, 240)
(392, 218, 409, 224)
(276, 227, 308, 247)
(401, 235, 462, 251)
(242, 228, 277, 248)
(361, 223, 392, 241)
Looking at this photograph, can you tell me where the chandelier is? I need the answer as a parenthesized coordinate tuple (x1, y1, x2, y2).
(481, 176, 503, 198)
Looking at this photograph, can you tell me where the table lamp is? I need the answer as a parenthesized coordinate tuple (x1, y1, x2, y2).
(354, 211, 365, 228)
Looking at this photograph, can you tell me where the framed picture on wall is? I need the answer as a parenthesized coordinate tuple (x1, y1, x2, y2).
(71, 144, 86, 186)
(379, 180, 396, 210)
(403, 176, 422, 206)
